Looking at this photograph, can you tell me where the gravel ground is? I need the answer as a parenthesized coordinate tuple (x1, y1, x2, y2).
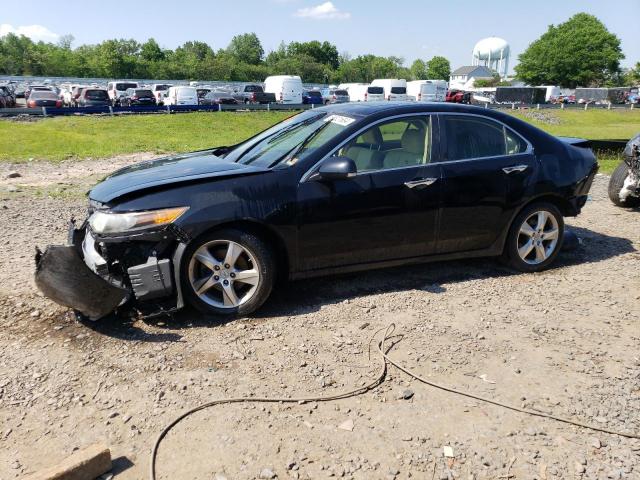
(0, 161, 639, 480)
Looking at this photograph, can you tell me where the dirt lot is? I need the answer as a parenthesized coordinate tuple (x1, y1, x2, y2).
(1, 159, 639, 480)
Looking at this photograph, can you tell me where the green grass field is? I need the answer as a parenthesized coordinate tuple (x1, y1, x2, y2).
(0, 112, 291, 162)
(1, 108, 638, 174)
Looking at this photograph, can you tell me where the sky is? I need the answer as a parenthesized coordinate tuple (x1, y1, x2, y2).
(1, 0, 638, 73)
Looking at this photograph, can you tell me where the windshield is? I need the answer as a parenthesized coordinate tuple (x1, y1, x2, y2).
(225, 111, 354, 168)
(391, 87, 406, 94)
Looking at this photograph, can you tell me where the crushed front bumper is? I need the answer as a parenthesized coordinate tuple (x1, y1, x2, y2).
(35, 220, 187, 321)
(35, 244, 129, 320)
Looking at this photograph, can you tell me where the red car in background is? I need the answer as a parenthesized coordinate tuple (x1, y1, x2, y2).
(446, 90, 471, 104)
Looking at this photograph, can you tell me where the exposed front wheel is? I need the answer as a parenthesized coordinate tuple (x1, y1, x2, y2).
(181, 229, 275, 317)
(503, 202, 564, 272)
(608, 161, 640, 208)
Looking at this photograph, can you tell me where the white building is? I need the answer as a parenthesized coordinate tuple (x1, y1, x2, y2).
(449, 66, 495, 90)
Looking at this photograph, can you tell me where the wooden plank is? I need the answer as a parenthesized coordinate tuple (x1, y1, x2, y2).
(23, 444, 111, 480)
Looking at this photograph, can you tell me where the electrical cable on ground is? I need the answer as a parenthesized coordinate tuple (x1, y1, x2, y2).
(150, 324, 639, 480)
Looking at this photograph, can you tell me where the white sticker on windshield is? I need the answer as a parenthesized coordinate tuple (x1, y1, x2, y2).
(324, 114, 355, 126)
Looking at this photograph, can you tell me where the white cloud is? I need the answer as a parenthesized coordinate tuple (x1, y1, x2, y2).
(0, 24, 60, 42)
(294, 2, 350, 20)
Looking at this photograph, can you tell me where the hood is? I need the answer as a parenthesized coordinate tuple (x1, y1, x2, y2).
(89, 150, 269, 203)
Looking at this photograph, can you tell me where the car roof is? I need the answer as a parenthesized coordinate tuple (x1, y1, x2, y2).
(321, 101, 496, 117)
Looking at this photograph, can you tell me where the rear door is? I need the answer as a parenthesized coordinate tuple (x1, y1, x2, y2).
(436, 114, 536, 253)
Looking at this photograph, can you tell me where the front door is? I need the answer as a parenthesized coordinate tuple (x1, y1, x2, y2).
(296, 115, 441, 271)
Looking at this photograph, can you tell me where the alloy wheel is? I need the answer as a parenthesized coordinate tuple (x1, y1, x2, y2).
(516, 210, 560, 265)
(188, 240, 261, 309)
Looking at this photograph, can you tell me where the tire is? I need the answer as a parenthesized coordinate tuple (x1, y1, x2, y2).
(180, 228, 276, 317)
(608, 161, 640, 208)
(503, 202, 564, 272)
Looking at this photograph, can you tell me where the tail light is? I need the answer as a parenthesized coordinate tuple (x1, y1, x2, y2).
(251, 92, 256, 101)
(332, 94, 336, 100)
(131, 95, 138, 100)
(418, 93, 422, 101)
(55, 100, 62, 108)
(28, 100, 36, 107)
(279, 92, 283, 101)
(364, 92, 368, 101)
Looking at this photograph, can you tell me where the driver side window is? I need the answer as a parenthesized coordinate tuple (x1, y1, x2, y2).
(340, 116, 431, 173)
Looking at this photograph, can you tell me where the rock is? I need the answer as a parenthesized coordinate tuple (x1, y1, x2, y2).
(7, 171, 21, 178)
(443, 446, 454, 458)
(338, 419, 354, 431)
(30, 310, 41, 317)
(399, 389, 414, 400)
(574, 461, 586, 474)
(590, 437, 601, 449)
(7, 185, 19, 192)
(259, 467, 276, 479)
(214, 473, 228, 480)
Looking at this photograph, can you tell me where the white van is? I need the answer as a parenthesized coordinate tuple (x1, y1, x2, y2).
(264, 75, 303, 104)
(163, 86, 198, 106)
(107, 81, 139, 103)
(151, 84, 172, 104)
(338, 83, 385, 102)
(407, 80, 448, 102)
(371, 79, 408, 101)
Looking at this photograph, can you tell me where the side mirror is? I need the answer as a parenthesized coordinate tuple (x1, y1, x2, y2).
(315, 156, 357, 181)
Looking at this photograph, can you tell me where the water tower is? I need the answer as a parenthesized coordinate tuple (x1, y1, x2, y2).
(472, 37, 510, 78)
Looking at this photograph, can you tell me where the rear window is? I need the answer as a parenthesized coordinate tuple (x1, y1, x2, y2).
(30, 91, 57, 100)
(391, 87, 406, 94)
(154, 84, 170, 91)
(367, 86, 384, 94)
(307, 91, 322, 97)
(116, 83, 137, 91)
(245, 85, 263, 92)
(135, 89, 153, 97)
(334, 90, 348, 96)
(177, 88, 197, 97)
(85, 90, 108, 100)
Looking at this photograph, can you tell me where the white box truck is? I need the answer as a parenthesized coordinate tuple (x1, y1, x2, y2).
(407, 80, 448, 102)
(264, 75, 303, 104)
(370, 79, 408, 101)
(338, 83, 385, 102)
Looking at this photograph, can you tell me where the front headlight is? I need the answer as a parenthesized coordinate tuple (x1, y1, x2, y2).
(89, 207, 189, 234)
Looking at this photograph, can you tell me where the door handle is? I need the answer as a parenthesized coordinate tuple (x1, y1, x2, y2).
(502, 165, 528, 174)
(404, 178, 438, 189)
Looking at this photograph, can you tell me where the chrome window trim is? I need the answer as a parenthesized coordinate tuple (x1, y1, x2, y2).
(300, 112, 433, 182)
(436, 112, 533, 165)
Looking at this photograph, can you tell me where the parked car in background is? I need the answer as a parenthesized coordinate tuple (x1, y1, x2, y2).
(107, 81, 139, 105)
(264, 75, 303, 104)
(120, 88, 157, 106)
(0, 85, 16, 107)
(27, 90, 62, 108)
(446, 90, 472, 104)
(77, 88, 110, 107)
(321, 87, 349, 104)
(163, 86, 199, 106)
(302, 90, 323, 105)
(200, 91, 238, 105)
(371, 79, 408, 101)
(231, 84, 276, 104)
(151, 84, 172, 104)
(339, 83, 385, 102)
(407, 80, 447, 102)
(70, 86, 86, 107)
(25, 85, 52, 99)
(35, 103, 598, 321)
(197, 88, 212, 103)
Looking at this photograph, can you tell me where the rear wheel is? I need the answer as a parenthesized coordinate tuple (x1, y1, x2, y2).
(181, 229, 275, 317)
(503, 202, 564, 272)
(608, 161, 640, 208)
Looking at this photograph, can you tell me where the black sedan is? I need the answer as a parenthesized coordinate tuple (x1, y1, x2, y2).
(35, 103, 597, 320)
(199, 91, 239, 106)
(120, 88, 157, 107)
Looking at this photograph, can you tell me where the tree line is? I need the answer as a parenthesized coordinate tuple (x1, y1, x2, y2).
(0, 32, 451, 84)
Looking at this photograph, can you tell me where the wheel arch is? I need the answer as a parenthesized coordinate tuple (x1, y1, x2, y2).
(499, 194, 573, 254)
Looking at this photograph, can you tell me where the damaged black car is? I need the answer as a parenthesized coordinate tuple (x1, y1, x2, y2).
(36, 103, 598, 320)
